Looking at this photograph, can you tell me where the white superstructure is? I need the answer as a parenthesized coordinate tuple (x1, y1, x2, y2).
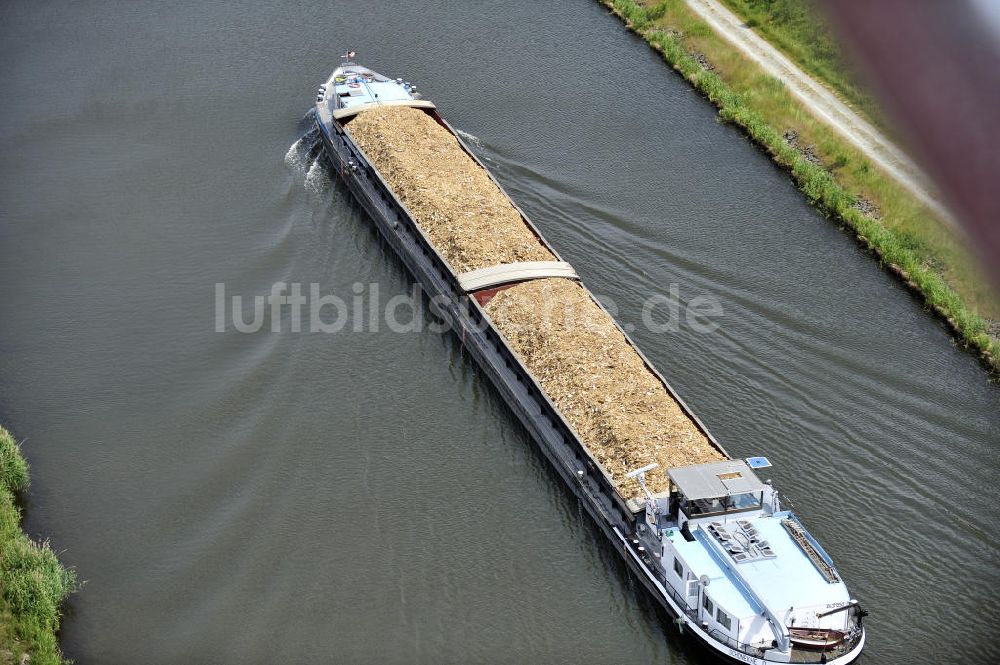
(625, 459, 865, 663)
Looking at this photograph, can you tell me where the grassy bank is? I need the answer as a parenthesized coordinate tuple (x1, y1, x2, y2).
(600, 0, 999, 374)
(1, 426, 74, 665)
(717, 0, 884, 129)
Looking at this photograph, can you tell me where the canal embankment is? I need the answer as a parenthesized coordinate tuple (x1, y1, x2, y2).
(600, 0, 999, 375)
(0, 426, 74, 665)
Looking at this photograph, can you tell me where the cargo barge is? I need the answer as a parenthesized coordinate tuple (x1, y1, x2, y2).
(313, 55, 866, 664)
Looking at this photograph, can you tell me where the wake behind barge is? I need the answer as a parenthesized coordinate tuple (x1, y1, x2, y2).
(313, 56, 866, 664)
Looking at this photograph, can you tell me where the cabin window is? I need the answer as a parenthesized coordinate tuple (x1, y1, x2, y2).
(716, 608, 732, 632)
(729, 492, 762, 511)
(682, 491, 762, 517)
(685, 497, 724, 516)
(702, 594, 714, 615)
(673, 557, 684, 579)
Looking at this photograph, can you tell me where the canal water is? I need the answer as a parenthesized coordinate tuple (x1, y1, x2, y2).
(1, 1, 996, 663)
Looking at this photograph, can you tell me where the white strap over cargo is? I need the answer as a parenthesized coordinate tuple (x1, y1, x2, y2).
(457, 261, 579, 293)
(333, 99, 437, 120)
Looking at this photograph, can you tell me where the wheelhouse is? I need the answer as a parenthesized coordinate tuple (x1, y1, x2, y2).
(669, 459, 768, 523)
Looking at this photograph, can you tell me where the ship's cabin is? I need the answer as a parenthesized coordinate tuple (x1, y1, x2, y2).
(627, 459, 861, 660)
(668, 459, 769, 528)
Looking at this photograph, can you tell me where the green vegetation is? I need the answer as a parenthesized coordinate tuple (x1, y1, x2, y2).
(717, 0, 883, 128)
(1, 426, 74, 665)
(600, 0, 999, 374)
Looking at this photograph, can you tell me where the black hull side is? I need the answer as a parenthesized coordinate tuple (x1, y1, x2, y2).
(315, 118, 635, 536)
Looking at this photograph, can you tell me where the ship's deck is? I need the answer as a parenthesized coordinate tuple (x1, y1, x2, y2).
(668, 513, 851, 623)
(335, 78, 413, 109)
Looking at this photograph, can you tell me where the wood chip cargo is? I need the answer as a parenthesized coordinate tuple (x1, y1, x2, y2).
(345, 105, 723, 499)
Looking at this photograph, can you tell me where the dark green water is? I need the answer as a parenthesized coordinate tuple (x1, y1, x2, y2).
(1, 1, 997, 663)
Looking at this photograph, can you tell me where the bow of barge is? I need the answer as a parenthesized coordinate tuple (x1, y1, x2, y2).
(312, 54, 866, 664)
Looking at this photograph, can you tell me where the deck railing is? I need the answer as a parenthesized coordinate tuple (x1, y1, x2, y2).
(705, 619, 864, 663)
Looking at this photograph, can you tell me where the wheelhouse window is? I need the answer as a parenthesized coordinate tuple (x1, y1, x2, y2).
(716, 608, 733, 632)
(681, 491, 762, 517)
(729, 492, 762, 511)
(702, 594, 714, 615)
(673, 557, 684, 579)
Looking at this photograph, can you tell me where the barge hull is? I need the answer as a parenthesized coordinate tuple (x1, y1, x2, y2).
(313, 112, 864, 665)
(316, 114, 636, 532)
